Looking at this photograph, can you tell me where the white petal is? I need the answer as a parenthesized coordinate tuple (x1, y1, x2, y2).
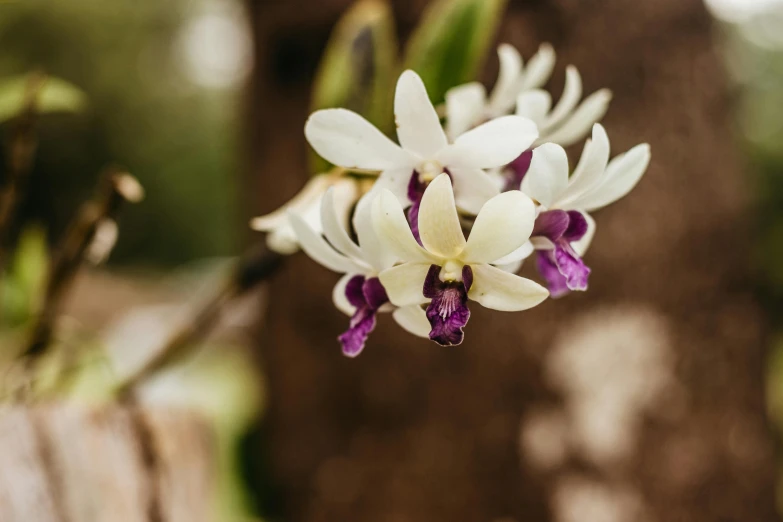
(448, 166, 502, 215)
(468, 263, 549, 311)
(372, 189, 437, 263)
(558, 124, 610, 207)
(515, 89, 552, 126)
(418, 174, 467, 258)
(446, 82, 487, 140)
(378, 263, 432, 307)
(332, 274, 356, 316)
(392, 305, 431, 338)
(571, 212, 596, 256)
(266, 225, 300, 254)
(520, 143, 569, 207)
(438, 116, 539, 169)
(395, 70, 448, 158)
(519, 43, 556, 91)
(321, 188, 363, 261)
(305, 109, 414, 170)
(461, 191, 536, 264)
(541, 65, 582, 132)
(289, 213, 367, 274)
(353, 192, 397, 272)
(490, 240, 534, 266)
(374, 166, 417, 203)
(577, 144, 651, 211)
(250, 174, 331, 231)
(494, 258, 524, 274)
(487, 44, 523, 116)
(539, 89, 612, 147)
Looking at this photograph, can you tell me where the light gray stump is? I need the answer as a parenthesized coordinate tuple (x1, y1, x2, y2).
(0, 405, 214, 522)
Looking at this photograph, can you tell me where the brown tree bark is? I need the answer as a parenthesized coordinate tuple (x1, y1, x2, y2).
(246, 0, 779, 520)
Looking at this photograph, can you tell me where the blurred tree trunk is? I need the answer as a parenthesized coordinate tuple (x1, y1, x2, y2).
(245, 0, 779, 521)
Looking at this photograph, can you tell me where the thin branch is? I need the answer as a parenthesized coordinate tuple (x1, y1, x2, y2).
(21, 168, 144, 364)
(115, 245, 282, 402)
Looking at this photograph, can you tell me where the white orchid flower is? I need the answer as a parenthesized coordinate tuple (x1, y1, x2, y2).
(372, 173, 549, 346)
(288, 189, 431, 357)
(305, 69, 538, 217)
(251, 173, 358, 255)
(444, 43, 611, 194)
(445, 43, 556, 140)
(516, 65, 612, 148)
(520, 124, 651, 297)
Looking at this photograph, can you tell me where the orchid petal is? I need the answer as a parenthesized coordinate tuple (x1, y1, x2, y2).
(332, 274, 356, 316)
(372, 189, 437, 263)
(449, 166, 502, 215)
(289, 213, 367, 274)
(321, 188, 363, 261)
(558, 123, 610, 207)
(576, 144, 651, 211)
(353, 192, 397, 272)
(541, 65, 582, 131)
(491, 240, 535, 266)
(571, 211, 596, 256)
(266, 225, 299, 255)
(305, 109, 414, 170)
(378, 262, 432, 307)
(515, 89, 552, 126)
(541, 89, 612, 147)
(461, 191, 536, 264)
(521, 143, 569, 207)
(494, 258, 524, 274)
(468, 263, 549, 311)
(418, 174, 467, 258)
(438, 116, 539, 170)
(395, 70, 448, 158)
(488, 44, 523, 115)
(392, 305, 431, 338)
(446, 82, 487, 140)
(519, 43, 556, 91)
(250, 174, 332, 231)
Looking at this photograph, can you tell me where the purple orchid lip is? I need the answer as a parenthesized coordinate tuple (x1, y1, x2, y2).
(422, 265, 473, 346)
(503, 149, 533, 192)
(338, 275, 389, 357)
(532, 210, 591, 295)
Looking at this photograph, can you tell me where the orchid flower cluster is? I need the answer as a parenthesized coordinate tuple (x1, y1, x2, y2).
(252, 44, 651, 356)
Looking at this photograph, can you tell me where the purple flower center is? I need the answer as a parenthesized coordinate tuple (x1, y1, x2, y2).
(422, 264, 473, 346)
(406, 168, 453, 244)
(338, 275, 389, 357)
(503, 149, 533, 192)
(532, 209, 591, 297)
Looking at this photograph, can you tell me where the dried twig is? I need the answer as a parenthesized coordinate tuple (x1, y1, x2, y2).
(21, 168, 144, 364)
(115, 245, 282, 401)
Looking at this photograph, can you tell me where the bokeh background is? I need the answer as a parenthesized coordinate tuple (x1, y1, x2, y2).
(2, 0, 783, 521)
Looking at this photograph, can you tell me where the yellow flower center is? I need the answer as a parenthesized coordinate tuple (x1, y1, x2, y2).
(441, 259, 464, 282)
(418, 160, 443, 182)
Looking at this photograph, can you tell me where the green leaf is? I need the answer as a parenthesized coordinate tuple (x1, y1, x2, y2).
(2, 225, 49, 327)
(0, 74, 88, 123)
(309, 0, 398, 174)
(404, 0, 507, 105)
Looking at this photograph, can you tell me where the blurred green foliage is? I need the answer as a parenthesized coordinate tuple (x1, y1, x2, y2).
(309, 0, 507, 174)
(310, 0, 398, 173)
(404, 0, 507, 105)
(0, 0, 242, 265)
(0, 75, 87, 123)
